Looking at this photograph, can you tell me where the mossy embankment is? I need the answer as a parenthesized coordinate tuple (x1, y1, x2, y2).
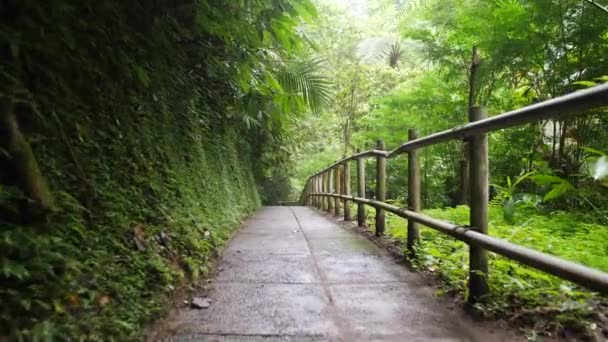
(0, 1, 267, 339)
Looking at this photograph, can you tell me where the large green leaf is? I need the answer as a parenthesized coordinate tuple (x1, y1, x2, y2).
(531, 175, 574, 201)
(275, 58, 333, 113)
(543, 182, 574, 201)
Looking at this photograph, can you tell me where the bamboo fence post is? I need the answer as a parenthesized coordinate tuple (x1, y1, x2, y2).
(307, 178, 311, 206)
(313, 176, 318, 208)
(343, 161, 352, 221)
(356, 149, 366, 227)
(323, 171, 328, 211)
(328, 169, 334, 214)
(375, 140, 386, 236)
(407, 129, 421, 257)
(468, 106, 490, 303)
(334, 165, 341, 217)
(317, 175, 322, 209)
(319, 174, 323, 210)
(318, 175, 323, 210)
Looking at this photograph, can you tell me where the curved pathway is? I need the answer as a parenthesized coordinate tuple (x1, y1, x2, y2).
(157, 206, 518, 341)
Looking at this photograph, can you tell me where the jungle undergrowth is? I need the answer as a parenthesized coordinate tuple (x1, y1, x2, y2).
(356, 203, 608, 340)
(1, 127, 260, 340)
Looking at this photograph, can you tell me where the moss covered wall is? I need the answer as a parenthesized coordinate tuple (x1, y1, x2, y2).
(0, 1, 263, 339)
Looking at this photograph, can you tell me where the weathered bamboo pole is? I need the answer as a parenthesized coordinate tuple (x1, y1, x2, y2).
(334, 165, 341, 217)
(312, 176, 318, 208)
(318, 175, 323, 210)
(375, 140, 386, 236)
(317, 175, 322, 209)
(407, 129, 421, 257)
(343, 161, 352, 221)
(307, 179, 312, 206)
(319, 175, 323, 208)
(468, 106, 489, 303)
(313, 176, 318, 208)
(322, 172, 328, 211)
(356, 149, 366, 227)
(328, 169, 334, 214)
(308, 177, 311, 206)
(313, 192, 608, 294)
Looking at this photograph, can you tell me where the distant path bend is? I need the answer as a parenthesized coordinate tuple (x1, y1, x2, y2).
(158, 206, 519, 341)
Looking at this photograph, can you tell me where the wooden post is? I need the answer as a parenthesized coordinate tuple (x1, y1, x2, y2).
(407, 129, 421, 257)
(375, 140, 386, 236)
(312, 176, 319, 208)
(356, 149, 366, 227)
(322, 172, 328, 211)
(334, 165, 341, 217)
(468, 106, 489, 303)
(310, 178, 314, 206)
(328, 169, 334, 214)
(312, 176, 317, 208)
(317, 175, 322, 210)
(318, 175, 322, 209)
(307, 179, 312, 206)
(319, 174, 323, 210)
(343, 161, 352, 221)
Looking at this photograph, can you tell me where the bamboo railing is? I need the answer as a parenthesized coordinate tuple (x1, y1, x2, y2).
(300, 83, 608, 302)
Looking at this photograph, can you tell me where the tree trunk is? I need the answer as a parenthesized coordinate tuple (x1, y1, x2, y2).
(344, 119, 351, 156)
(0, 97, 53, 224)
(468, 47, 481, 109)
(459, 47, 480, 205)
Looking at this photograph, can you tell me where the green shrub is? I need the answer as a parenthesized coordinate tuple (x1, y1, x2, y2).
(364, 204, 608, 336)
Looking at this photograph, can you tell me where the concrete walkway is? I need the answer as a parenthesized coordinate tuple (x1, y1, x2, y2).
(159, 206, 516, 341)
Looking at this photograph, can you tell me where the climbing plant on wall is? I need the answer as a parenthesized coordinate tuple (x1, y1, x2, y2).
(0, 0, 326, 339)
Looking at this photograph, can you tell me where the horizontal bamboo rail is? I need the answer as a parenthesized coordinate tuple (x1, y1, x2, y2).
(309, 83, 608, 177)
(311, 193, 608, 294)
(388, 82, 608, 156)
(301, 83, 608, 300)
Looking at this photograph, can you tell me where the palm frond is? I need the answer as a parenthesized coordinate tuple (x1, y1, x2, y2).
(276, 58, 332, 113)
(375, 0, 430, 29)
(388, 42, 406, 68)
(390, 0, 430, 27)
(355, 37, 408, 68)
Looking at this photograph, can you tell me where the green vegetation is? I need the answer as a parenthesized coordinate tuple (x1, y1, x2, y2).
(2, 0, 608, 339)
(0, 0, 325, 339)
(294, 0, 608, 338)
(378, 206, 608, 337)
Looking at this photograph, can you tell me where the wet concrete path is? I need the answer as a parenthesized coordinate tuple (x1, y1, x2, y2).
(159, 206, 517, 341)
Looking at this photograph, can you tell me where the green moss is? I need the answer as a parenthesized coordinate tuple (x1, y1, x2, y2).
(0, 1, 263, 340)
(1, 122, 261, 340)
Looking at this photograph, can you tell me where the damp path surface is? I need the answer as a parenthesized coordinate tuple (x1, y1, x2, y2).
(156, 206, 521, 342)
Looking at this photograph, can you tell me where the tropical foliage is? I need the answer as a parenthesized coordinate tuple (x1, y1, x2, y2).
(2, 0, 608, 339)
(294, 0, 608, 338)
(0, 0, 326, 339)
